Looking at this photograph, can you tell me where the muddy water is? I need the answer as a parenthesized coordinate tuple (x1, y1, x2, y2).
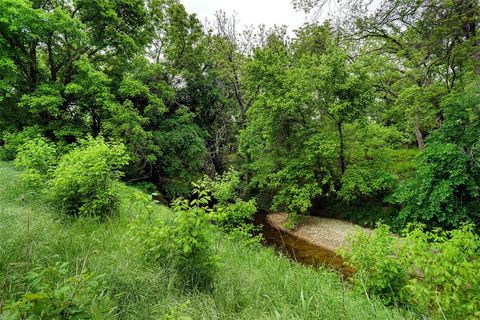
(255, 213, 354, 277)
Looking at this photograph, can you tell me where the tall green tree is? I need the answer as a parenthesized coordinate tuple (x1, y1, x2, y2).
(240, 26, 394, 213)
(294, 0, 480, 148)
(391, 80, 480, 228)
(0, 0, 154, 137)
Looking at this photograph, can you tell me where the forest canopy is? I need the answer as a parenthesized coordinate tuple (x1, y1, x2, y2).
(1, 0, 479, 230)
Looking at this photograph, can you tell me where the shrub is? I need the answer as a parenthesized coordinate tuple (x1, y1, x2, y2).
(213, 199, 261, 244)
(203, 168, 242, 205)
(1, 263, 112, 319)
(338, 167, 397, 202)
(202, 170, 259, 240)
(169, 200, 218, 291)
(338, 123, 401, 202)
(340, 224, 480, 318)
(128, 190, 171, 261)
(338, 225, 407, 305)
(213, 200, 256, 231)
(400, 225, 480, 319)
(390, 83, 480, 229)
(47, 137, 129, 217)
(130, 190, 218, 291)
(14, 138, 58, 191)
(0, 126, 43, 161)
(391, 142, 478, 229)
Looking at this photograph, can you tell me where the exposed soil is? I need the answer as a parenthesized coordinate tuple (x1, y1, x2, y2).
(267, 213, 371, 252)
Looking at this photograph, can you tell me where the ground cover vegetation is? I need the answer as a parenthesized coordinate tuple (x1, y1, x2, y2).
(1, 0, 480, 318)
(0, 162, 412, 319)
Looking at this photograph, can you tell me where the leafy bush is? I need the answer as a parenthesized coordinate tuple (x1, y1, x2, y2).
(213, 198, 262, 245)
(340, 224, 480, 318)
(47, 137, 129, 217)
(1, 263, 112, 319)
(213, 199, 256, 231)
(0, 126, 42, 161)
(169, 200, 218, 291)
(400, 225, 480, 319)
(202, 169, 260, 241)
(203, 168, 242, 205)
(151, 108, 207, 198)
(130, 189, 218, 291)
(338, 225, 407, 305)
(338, 167, 396, 202)
(15, 138, 57, 174)
(14, 138, 58, 191)
(338, 122, 401, 202)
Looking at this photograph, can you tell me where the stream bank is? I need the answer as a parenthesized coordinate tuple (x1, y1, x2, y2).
(255, 212, 371, 277)
(267, 213, 371, 251)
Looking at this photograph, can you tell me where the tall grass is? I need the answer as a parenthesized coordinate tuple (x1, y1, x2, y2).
(0, 162, 413, 319)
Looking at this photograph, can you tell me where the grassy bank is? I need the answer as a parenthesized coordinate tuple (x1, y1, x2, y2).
(0, 162, 412, 319)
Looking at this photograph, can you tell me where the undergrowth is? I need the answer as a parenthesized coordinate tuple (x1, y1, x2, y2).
(0, 162, 413, 319)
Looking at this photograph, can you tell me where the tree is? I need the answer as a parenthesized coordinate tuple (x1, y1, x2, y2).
(391, 80, 480, 228)
(294, 0, 480, 149)
(0, 0, 154, 139)
(240, 26, 391, 214)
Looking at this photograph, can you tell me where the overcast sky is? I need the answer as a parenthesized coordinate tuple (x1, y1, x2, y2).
(181, 0, 315, 31)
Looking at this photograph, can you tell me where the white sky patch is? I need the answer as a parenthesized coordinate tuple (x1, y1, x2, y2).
(182, 0, 313, 31)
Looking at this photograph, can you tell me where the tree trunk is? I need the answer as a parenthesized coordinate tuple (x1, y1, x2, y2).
(459, 0, 480, 75)
(415, 125, 425, 150)
(338, 122, 346, 175)
(206, 139, 224, 174)
(29, 40, 38, 90)
(47, 36, 57, 82)
(91, 108, 101, 137)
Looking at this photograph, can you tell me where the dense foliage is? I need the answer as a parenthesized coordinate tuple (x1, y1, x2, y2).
(0, 162, 409, 320)
(239, 27, 402, 215)
(202, 169, 258, 240)
(390, 81, 480, 228)
(14, 137, 58, 190)
(130, 188, 218, 291)
(1, 0, 479, 229)
(1, 0, 480, 317)
(339, 224, 480, 319)
(47, 137, 128, 217)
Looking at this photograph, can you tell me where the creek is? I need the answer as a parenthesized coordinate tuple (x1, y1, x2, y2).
(254, 213, 354, 277)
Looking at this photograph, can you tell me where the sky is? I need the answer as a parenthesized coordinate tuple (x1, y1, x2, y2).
(181, 0, 314, 31)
